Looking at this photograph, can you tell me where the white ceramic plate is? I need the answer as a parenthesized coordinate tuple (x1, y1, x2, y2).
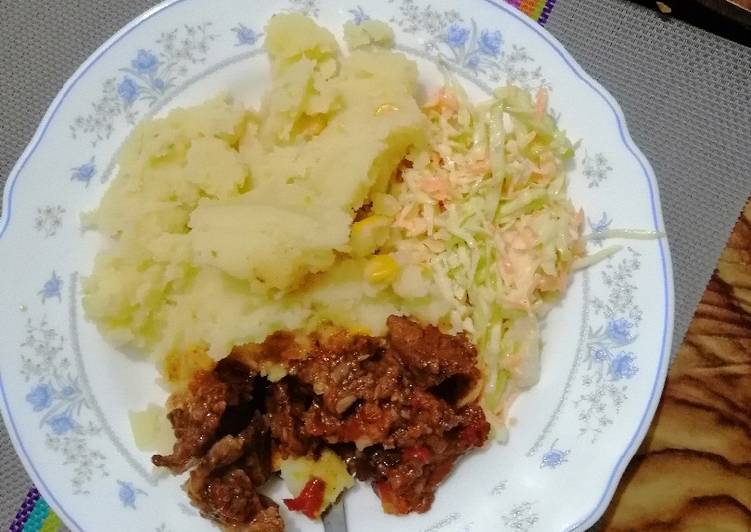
(0, 1, 674, 531)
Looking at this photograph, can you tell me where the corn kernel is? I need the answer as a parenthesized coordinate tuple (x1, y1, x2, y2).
(350, 215, 391, 257)
(375, 103, 400, 116)
(364, 254, 399, 284)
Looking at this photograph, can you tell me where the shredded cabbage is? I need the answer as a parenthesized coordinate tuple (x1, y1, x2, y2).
(380, 84, 583, 428)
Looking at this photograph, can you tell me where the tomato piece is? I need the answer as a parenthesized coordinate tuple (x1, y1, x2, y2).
(375, 481, 411, 515)
(401, 445, 431, 463)
(428, 459, 454, 484)
(459, 418, 489, 447)
(283, 477, 326, 519)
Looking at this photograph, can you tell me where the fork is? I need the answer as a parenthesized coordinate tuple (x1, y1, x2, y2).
(322, 499, 348, 532)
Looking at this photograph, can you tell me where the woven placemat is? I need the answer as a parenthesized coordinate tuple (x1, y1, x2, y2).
(547, 0, 751, 347)
(1, 0, 750, 529)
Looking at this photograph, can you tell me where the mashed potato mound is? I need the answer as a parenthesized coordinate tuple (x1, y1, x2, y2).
(83, 14, 428, 361)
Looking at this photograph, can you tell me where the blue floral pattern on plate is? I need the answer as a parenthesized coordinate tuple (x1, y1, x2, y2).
(288, 0, 319, 17)
(20, 316, 108, 493)
(444, 21, 504, 72)
(388, 0, 548, 89)
(70, 23, 218, 145)
(502, 502, 539, 532)
(33, 206, 65, 237)
(38, 272, 63, 303)
(231, 24, 262, 46)
(117, 480, 147, 509)
(587, 212, 612, 247)
(582, 152, 613, 188)
(576, 248, 643, 441)
(540, 440, 570, 468)
(70, 158, 97, 186)
(348, 6, 370, 25)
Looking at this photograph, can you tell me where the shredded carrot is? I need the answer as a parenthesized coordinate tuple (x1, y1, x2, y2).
(534, 88, 548, 121)
(420, 175, 451, 201)
(438, 87, 459, 113)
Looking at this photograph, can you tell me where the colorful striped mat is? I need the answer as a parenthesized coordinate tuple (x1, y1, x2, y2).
(6, 1, 556, 530)
(10, 489, 62, 532)
(509, 0, 558, 24)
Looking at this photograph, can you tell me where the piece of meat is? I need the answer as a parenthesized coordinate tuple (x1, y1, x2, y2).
(302, 400, 401, 449)
(214, 359, 265, 438)
(187, 417, 279, 531)
(243, 506, 284, 532)
(186, 434, 250, 519)
(152, 371, 228, 472)
(368, 403, 490, 514)
(238, 413, 273, 486)
(230, 330, 310, 369)
(354, 447, 401, 481)
(214, 358, 256, 407)
(202, 466, 261, 523)
(153, 359, 266, 473)
(386, 389, 464, 449)
(266, 379, 317, 458)
(291, 334, 397, 413)
(155, 315, 492, 530)
(386, 315, 480, 393)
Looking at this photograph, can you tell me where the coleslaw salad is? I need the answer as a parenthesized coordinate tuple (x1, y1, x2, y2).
(374, 81, 585, 429)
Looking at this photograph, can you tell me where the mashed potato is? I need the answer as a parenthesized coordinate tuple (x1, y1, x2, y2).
(83, 15, 427, 362)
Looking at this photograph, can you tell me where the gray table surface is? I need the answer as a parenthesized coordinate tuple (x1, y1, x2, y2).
(1, 0, 750, 529)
